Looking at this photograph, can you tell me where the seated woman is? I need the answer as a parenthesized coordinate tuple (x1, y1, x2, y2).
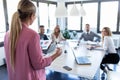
(100, 27, 119, 72)
(51, 25, 65, 43)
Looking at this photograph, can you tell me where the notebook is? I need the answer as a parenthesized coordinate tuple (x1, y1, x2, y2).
(72, 48, 91, 65)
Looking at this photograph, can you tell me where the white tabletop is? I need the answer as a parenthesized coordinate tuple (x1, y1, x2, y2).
(46, 40, 105, 79)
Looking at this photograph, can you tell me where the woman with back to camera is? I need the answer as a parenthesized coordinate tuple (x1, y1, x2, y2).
(51, 25, 65, 43)
(100, 27, 119, 72)
(4, 0, 62, 80)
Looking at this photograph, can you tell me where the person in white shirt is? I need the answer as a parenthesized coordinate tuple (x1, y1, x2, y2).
(100, 27, 119, 72)
(51, 25, 65, 43)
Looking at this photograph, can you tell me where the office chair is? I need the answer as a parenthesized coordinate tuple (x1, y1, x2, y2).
(101, 52, 120, 80)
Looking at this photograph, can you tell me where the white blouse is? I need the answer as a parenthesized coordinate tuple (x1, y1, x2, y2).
(103, 36, 116, 54)
(51, 32, 65, 43)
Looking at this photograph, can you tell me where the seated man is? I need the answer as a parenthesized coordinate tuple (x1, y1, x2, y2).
(39, 25, 49, 40)
(78, 24, 101, 43)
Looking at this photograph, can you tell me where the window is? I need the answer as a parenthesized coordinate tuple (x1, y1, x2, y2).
(49, 4, 56, 30)
(100, 1, 118, 31)
(7, 0, 19, 26)
(7, 1, 38, 32)
(0, 0, 6, 40)
(82, 3, 98, 33)
(29, 2, 38, 32)
(67, 4, 81, 30)
(119, 23, 120, 32)
(39, 2, 48, 32)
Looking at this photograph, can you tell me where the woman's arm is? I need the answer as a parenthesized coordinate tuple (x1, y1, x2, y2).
(28, 33, 62, 70)
(51, 33, 55, 42)
(60, 32, 65, 40)
(28, 34, 52, 70)
(103, 36, 108, 51)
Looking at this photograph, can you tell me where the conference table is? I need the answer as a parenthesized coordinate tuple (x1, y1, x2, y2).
(45, 40, 105, 80)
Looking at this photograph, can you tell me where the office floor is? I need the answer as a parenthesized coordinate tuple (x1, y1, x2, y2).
(0, 49, 120, 80)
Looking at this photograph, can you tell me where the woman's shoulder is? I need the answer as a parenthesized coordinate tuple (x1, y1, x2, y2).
(59, 32, 63, 35)
(51, 32, 55, 36)
(4, 31, 10, 41)
(104, 36, 112, 40)
(104, 36, 111, 38)
(23, 27, 39, 39)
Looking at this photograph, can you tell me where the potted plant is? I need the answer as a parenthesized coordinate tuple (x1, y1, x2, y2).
(62, 28, 71, 39)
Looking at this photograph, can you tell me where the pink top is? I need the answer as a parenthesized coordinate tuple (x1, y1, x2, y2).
(4, 24, 52, 80)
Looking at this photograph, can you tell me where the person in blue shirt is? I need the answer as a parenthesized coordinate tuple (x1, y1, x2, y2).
(39, 25, 49, 40)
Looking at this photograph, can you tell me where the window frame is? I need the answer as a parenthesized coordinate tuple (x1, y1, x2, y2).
(66, 0, 120, 34)
(2, 0, 120, 34)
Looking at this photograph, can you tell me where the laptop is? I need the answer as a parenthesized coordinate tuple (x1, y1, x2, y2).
(47, 42, 57, 53)
(40, 40, 52, 50)
(72, 48, 91, 65)
(40, 40, 57, 54)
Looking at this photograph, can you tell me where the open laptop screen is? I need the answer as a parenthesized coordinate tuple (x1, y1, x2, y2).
(72, 47, 91, 65)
